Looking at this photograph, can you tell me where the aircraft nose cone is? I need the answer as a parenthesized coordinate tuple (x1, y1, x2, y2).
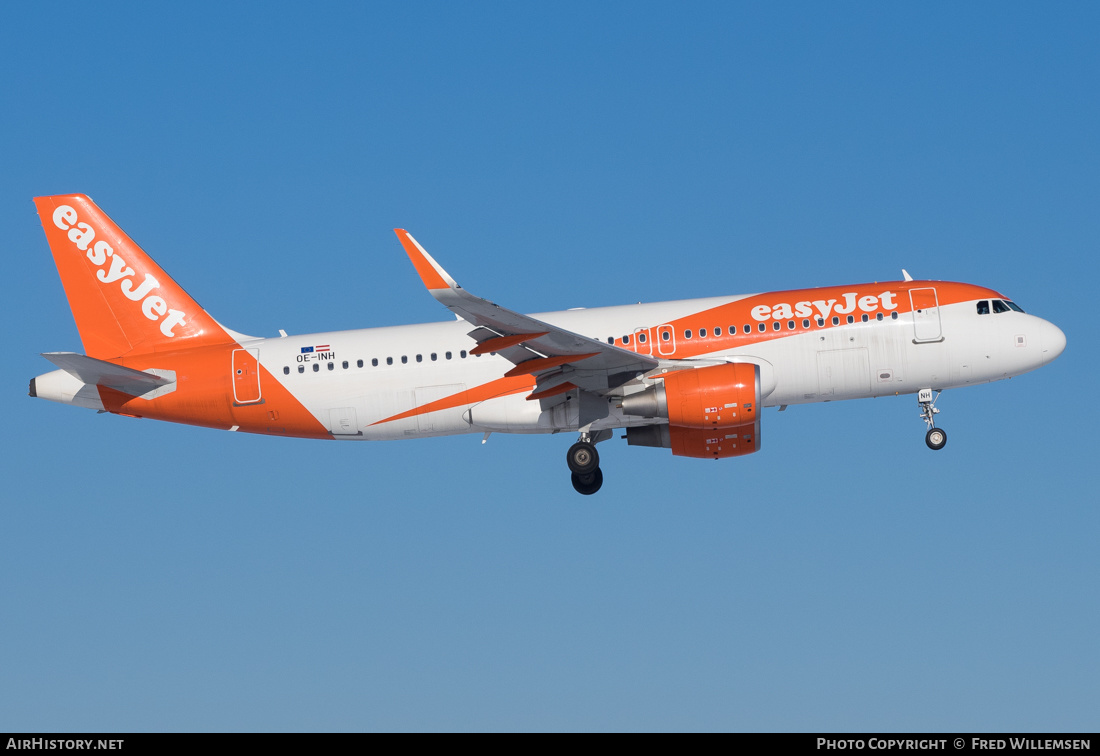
(1041, 320, 1066, 365)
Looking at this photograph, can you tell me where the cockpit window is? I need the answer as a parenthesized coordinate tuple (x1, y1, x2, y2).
(976, 300, 990, 315)
(1005, 300, 1024, 313)
(992, 299, 1011, 314)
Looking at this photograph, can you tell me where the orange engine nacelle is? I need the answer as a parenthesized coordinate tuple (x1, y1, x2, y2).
(621, 363, 761, 459)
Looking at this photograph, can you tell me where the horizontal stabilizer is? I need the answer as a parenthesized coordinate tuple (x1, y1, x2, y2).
(41, 352, 171, 396)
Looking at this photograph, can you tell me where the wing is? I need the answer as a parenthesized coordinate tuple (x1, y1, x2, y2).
(395, 229, 659, 399)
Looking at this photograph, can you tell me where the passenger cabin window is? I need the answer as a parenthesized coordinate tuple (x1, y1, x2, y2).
(977, 300, 990, 315)
(298, 365, 304, 374)
(713, 328, 721, 337)
(802, 319, 810, 328)
(684, 330, 692, 339)
(662, 331, 670, 341)
(698, 329, 706, 338)
(638, 333, 647, 343)
(758, 323, 766, 332)
(445, 352, 452, 360)
(357, 359, 363, 368)
(416, 354, 423, 362)
(386, 357, 393, 365)
(283, 366, 289, 375)
(743, 325, 751, 334)
(328, 362, 334, 371)
(313, 364, 319, 372)
(342, 361, 349, 369)
(401, 356, 408, 364)
(371, 358, 378, 367)
(832, 316, 839, 325)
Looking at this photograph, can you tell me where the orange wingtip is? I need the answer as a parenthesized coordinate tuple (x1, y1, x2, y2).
(470, 332, 550, 356)
(502, 352, 599, 378)
(394, 229, 451, 291)
(526, 382, 578, 401)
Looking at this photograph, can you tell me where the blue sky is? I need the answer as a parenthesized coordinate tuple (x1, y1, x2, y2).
(2, 2, 1097, 732)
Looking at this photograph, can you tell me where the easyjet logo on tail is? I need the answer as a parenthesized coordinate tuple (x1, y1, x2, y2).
(51, 205, 187, 337)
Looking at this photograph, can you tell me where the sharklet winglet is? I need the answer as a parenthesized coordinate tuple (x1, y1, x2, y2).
(395, 229, 458, 291)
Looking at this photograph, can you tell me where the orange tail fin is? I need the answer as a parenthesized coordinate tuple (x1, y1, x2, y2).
(34, 194, 235, 358)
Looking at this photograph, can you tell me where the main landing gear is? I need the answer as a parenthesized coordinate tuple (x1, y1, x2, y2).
(567, 431, 609, 495)
(918, 388, 947, 450)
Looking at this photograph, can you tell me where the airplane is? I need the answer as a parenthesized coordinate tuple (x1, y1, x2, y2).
(29, 194, 1066, 495)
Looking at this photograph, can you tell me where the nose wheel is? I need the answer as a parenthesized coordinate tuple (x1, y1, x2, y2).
(918, 389, 947, 450)
(566, 431, 609, 495)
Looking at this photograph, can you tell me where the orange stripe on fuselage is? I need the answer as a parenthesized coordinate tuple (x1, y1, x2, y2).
(639, 281, 1001, 360)
(95, 344, 332, 438)
(370, 374, 535, 427)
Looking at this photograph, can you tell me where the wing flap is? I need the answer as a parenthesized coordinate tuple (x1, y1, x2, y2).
(503, 352, 600, 378)
(470, 332, 549, 356)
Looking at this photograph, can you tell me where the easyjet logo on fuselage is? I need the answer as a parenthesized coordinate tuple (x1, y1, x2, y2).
(750, 290, 898, 323)
(51, 205, 186, 337)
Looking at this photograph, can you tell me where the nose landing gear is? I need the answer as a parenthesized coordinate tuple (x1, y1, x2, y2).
(567, 430, 609, 495)
(925, 427, 947, 450)
(918, 388, 947, 450)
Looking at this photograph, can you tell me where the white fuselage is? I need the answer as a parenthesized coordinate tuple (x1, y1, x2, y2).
(233, 292, 1062, 440)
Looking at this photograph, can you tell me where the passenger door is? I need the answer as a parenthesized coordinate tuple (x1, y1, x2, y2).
(910, 287, 942, 342)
